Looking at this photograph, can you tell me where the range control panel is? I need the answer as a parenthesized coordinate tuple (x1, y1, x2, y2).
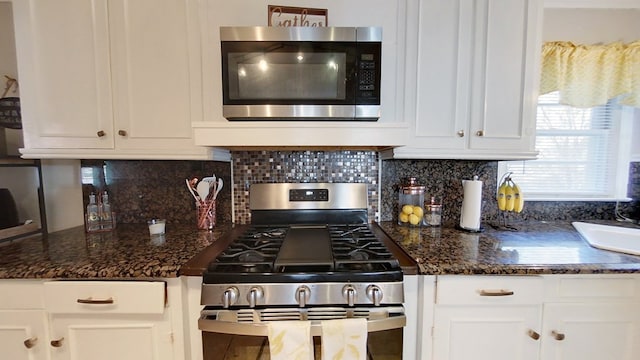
(289, 189, 329, 202)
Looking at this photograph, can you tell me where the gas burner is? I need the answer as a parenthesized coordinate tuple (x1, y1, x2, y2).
(236, 250, 268, 263)
(349, 250, 370, 261)
(249, 228, 287, 239)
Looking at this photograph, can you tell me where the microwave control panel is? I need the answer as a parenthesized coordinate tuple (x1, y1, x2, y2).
(356, 43, 381, 105)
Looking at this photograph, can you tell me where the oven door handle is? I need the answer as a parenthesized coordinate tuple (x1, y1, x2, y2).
(198, 315, 406, 337)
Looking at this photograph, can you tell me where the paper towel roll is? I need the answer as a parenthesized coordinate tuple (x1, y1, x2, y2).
(460, 178, 482, 231)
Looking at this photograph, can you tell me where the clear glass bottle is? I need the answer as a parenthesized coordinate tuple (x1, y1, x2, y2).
(100, 191, 113, 230)
(398, 177, 425, 227)
(86, 193, 100, 232)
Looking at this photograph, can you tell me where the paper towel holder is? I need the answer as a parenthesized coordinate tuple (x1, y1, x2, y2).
(457, 175, 485, 233)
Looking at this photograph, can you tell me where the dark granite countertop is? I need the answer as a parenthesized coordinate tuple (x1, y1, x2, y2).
(0, 223, 233, 279)
(377, 220, 640, 274)
(2, 220, 639, 279)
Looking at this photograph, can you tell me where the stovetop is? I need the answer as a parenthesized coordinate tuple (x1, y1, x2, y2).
(203, 224, 403, 284)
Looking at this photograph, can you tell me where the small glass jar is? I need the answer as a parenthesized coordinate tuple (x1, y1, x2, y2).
(398, 177, 425, 227)
(424, 196, 443, 227)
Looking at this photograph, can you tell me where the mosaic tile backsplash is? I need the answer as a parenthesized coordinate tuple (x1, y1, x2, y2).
(231, 150, 379, 224)
(80, 156, 638, 228)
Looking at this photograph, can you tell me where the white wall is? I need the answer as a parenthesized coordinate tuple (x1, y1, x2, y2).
(41, 159, 84, 232)
(543, 8, 640, 43)
(0, 2, 17, 82)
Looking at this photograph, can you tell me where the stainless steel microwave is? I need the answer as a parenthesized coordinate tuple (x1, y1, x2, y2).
(220, 26, 382, 121)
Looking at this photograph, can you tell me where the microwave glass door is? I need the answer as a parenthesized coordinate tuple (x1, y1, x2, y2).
(222, 42, 356, 105)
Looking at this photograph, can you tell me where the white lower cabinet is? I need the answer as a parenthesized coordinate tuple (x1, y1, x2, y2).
(0, 280, 47, 360)
(539, 276, 640, 360)
(0, 310, 49, 360)
(427, 275, 640, 360)
(432, 275, 544, 360)
(44, 281, 174, 360)
(540, 303, 639, 360)
(0, 279, 185, 360)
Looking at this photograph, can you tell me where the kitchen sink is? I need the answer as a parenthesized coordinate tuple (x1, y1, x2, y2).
(573, 222, 640, 256)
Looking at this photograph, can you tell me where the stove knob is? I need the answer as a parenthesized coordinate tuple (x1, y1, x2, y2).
(366, 285, 383, 306)
(247, 286, 264, 308)
(342, 285, 357, 307)
(222, 287, 239, 308)
(295, 285, 311, 308)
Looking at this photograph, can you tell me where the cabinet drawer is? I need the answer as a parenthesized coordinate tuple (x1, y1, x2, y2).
(44, 281, 166, 314)
(436, 276, 544, 305)
(544, 275, 640, 302)
(0, 280, 44, 309)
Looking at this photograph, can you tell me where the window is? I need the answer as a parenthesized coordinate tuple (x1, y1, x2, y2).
(499, 91, 633, 201)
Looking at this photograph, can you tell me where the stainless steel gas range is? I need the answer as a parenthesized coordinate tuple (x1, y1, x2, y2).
(197, 183, 416, 358)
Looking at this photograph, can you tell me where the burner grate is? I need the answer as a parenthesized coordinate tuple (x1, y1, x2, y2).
(205, 224, 401, 279)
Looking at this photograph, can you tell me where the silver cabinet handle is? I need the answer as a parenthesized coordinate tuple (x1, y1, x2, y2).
(479, 289, 515, 296)
(77, 297, 114, 305)
(118, 130, 127, 136)
(23, 337, 38, 349)
(97, 130, 106, 137)
(457, 130, 465, 137)
(476, 130, 484, 136)
(528, 330, 540, 340)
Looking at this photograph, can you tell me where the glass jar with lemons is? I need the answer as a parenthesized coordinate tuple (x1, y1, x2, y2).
(398, 177, 425, 227)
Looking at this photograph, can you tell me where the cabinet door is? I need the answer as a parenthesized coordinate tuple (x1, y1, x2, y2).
(108, 0, 205, 155)
(541, 303, 640, 360)
(12, 0, 114, 149)
(395, 0, 541, 159)
(48, 315, 174, 360)
(0, 310, 48, 360)
(410, 0, 469, 152)
(467, 0, 541, 154)
(433, 305, 542, 360)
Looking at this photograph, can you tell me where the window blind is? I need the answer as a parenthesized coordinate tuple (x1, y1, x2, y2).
(501, 91, 624, 200)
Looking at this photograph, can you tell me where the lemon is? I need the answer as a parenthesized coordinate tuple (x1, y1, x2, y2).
(401, 205, 414, 215)
(412, 206, 424, 218)
(399, 213, 409, 223)
(409, 214, 421, 225)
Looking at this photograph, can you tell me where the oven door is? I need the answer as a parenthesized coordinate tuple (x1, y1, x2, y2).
(220, 28, 381, 120)
(199, 306, 405, 359)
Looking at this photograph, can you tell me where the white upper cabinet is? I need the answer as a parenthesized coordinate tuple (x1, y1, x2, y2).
(384, 0, 543, 159)
(13, 0, 216, 160)
(192, 0, 408, 148)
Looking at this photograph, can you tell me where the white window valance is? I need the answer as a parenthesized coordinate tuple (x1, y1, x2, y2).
(540, 41, 640, 108)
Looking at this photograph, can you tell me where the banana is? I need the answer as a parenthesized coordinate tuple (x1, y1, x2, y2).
(497, 182, 508, 211)
(504, 183, 515, 211)
(513, 182, 524, 213)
